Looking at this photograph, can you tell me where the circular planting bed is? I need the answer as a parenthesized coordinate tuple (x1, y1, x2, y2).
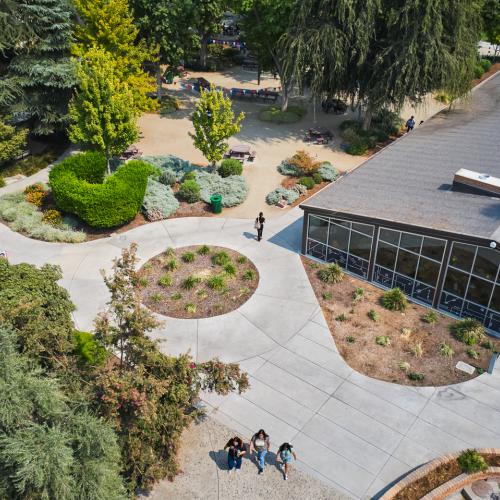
(380, 449, 500, 500)
(138, 245, 259, 318)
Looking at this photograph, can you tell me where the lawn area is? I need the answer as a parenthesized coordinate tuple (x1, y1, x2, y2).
(302, 257, 500, 386)
(138, 245, 259, 318)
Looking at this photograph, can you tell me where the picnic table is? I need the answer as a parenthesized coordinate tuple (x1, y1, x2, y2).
(224, 144, 256, 163)
(230, 87, 279, 103)
(304, 127, 333, 145)
(120, 145, 141, 160)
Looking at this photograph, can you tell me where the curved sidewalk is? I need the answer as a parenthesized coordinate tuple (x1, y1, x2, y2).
(1, 209, 500, 499)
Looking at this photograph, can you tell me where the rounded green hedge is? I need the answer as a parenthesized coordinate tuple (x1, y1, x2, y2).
(49, 152, 154, 228)
(218, 159, 243, 177)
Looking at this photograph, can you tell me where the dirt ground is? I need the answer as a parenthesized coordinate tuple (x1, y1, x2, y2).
(138, 245, 259, 319)
(142, 416, 348, 500)
(302, 257, 500, 387)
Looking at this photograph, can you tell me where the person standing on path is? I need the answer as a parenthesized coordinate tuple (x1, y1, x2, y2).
(249, 429, 270, 474)
(406, 115, 415, 132)
(255, 212, 265, 242)
(224, 436, 246, 474)
(277, 442, 297, 480)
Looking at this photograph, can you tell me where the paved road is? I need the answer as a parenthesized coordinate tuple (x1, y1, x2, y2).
(1, 208, 499, 499)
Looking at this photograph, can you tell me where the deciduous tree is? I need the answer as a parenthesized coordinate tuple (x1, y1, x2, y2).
(73, 0, 157, 112)
(190, 87, 244, 166)
(69, 48, 138, 173)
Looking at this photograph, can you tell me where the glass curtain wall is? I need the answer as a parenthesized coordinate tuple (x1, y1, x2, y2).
(373, 227, 447, 305)
(306, 214, 374, 279)
(439, 242, 500, 333)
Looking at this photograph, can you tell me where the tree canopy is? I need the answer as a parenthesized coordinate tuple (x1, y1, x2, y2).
(190, 86, 244, 166)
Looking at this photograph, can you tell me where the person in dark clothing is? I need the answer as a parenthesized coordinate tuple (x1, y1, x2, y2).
(406, 115, 415, 132)
(224, 436, 246, 473)
(255, 212, 265, 241)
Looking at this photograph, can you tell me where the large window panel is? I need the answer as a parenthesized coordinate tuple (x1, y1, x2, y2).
(352, 222, 374, 237)
(416, 257, 440, 287)
(466, 276, 493, 307)
(489, 285, 500, 313)
(400, 233, 422, 253)
(308, 215, 328, 243)
(473, 247, 500, 281)
(449, 242, 475, 272)
(379, 228, 400, 246)
(349, 231, 372, 260)
(374, 265, 394, 288)
(328, 223, 349, 252)
(421, 237, 446, 262)
(396, 249, 418, 278)
(443, 267, 469, 297)
(376, 241, 397, 270)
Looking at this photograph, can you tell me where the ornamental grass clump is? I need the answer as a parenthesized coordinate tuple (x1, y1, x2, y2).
(182, 275, 201, 290)
(223, 262, 237, 276)
(458, 450, 487, 474)
(375, 335, 390, 347)
(242, 269, 255, 281)
(207, 274, 226, 291)
(197, 245, 210, 255)
(451, 318, 485, 345)
(158, 274, 172, 287)
(181, 252, 195, 263)
(211, 251, 231, 266)
(317, 263, 344, 284)
(440, 342, 454, 358)
(381, 288, 408, 311)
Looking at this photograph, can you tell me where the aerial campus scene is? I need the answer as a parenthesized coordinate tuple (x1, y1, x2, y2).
(1, 1, 500, 499)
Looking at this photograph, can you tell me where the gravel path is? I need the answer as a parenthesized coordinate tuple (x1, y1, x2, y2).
(144, 416, 349, 500)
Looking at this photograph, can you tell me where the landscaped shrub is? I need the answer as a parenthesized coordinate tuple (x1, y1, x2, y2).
(317, 163, 339, 181)
(195, 171, 249, 207)
(317, 263, 344, 284)
(142, 178, 179, 221)
(376, 335, 390, 346)
(292, 183, 307, 195)
(312, 172, 323, 184)
(265, 187, 299, 205)
(474, 64, 485, 79)
(41, 209, 63, 226)
(183, 171, 196, 182)
(258, 105, 306, 124)
(159, 168, 177, 186)
(218, 158, 243, 178)
(381, 288, 408, 311)
(422, 311, 438, 324)
(298, 177, 315, 189)
(0, 176, 5, 187)
(178, 179, 201, 203)
(458, 450, 487, 474)
(159, 94, 181, 115)
(72, 331, 107, 366)
(142, 155, 199, 182)
(0, 192, 86, 243)
(288, 150, 322, 175)
(450, 318, 486, 345)
(49, 152, 154, 228)
(278, 160, 300, 177)
(24, 182, 48, 206)
(480, 58, 492, 72)
(408, 372, 425, 381)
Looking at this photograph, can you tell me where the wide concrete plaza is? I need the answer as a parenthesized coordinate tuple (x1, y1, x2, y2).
(1, 205, 499, 499)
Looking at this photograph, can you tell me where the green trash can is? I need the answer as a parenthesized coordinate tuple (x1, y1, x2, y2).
(210, 194, 222, 214)
(165, 71, 174, 84)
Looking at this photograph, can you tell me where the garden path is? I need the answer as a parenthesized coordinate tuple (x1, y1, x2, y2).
(0, 208, 499, 499)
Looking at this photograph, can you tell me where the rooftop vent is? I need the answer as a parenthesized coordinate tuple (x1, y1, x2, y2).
(453, 168, 500, 196)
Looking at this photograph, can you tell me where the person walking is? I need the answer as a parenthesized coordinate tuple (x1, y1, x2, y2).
(224, 436, 246, 474)
(249, 429, 270, 474)
(406, 115, 415, 132)
(255, 212, 265, 241)
(277, 442, 297, 480)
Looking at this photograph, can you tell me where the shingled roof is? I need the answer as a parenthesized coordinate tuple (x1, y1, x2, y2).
(301, 72, 500, 242)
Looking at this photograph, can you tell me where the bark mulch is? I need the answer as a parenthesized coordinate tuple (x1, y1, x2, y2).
(138, 245, 259, 319)
(301, 257, 500, 387)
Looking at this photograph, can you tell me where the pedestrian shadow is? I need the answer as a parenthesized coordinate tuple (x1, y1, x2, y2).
(242, 231, 257, 241)
(209, 449, 229, 471)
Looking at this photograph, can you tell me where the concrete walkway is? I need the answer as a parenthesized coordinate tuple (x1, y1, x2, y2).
(1, 209, 500, 499)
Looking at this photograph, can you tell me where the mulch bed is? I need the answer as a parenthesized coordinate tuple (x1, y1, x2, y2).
(301, 257, 500, 386)
(394, 454, 500, 500)
(138, 245, 259, 318)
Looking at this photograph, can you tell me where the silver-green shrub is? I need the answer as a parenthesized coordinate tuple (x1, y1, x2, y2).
(142, 155, 202, 182)
(0, 192, 86, 243)
(278, 160, 300, 176)
(158, 168, 177, 186)
(265, 187, 299, 205)
(292, 183, 308, 195)
(142, 178, 179, 221)
(195, 171, 249, 207)
(317, 162, 339, 181)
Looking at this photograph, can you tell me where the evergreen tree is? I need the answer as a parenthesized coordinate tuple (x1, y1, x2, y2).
(69, 48, 138, 173)
(0, 327, 127, 500)
(0, 119, 28, 167)
(482, 0, 500, 58)
(6, 0, 76, 135)
(73, 0, 157, 112)
(190, 86, 244, 167)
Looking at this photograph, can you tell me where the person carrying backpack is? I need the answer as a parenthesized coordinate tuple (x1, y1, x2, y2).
(277, 442, 297, 480)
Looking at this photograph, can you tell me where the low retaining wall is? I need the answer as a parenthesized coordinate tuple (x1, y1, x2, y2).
(380, 448, 500, 500)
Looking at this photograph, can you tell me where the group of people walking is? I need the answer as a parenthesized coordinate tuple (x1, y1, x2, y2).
(224, 429, 297, 480)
